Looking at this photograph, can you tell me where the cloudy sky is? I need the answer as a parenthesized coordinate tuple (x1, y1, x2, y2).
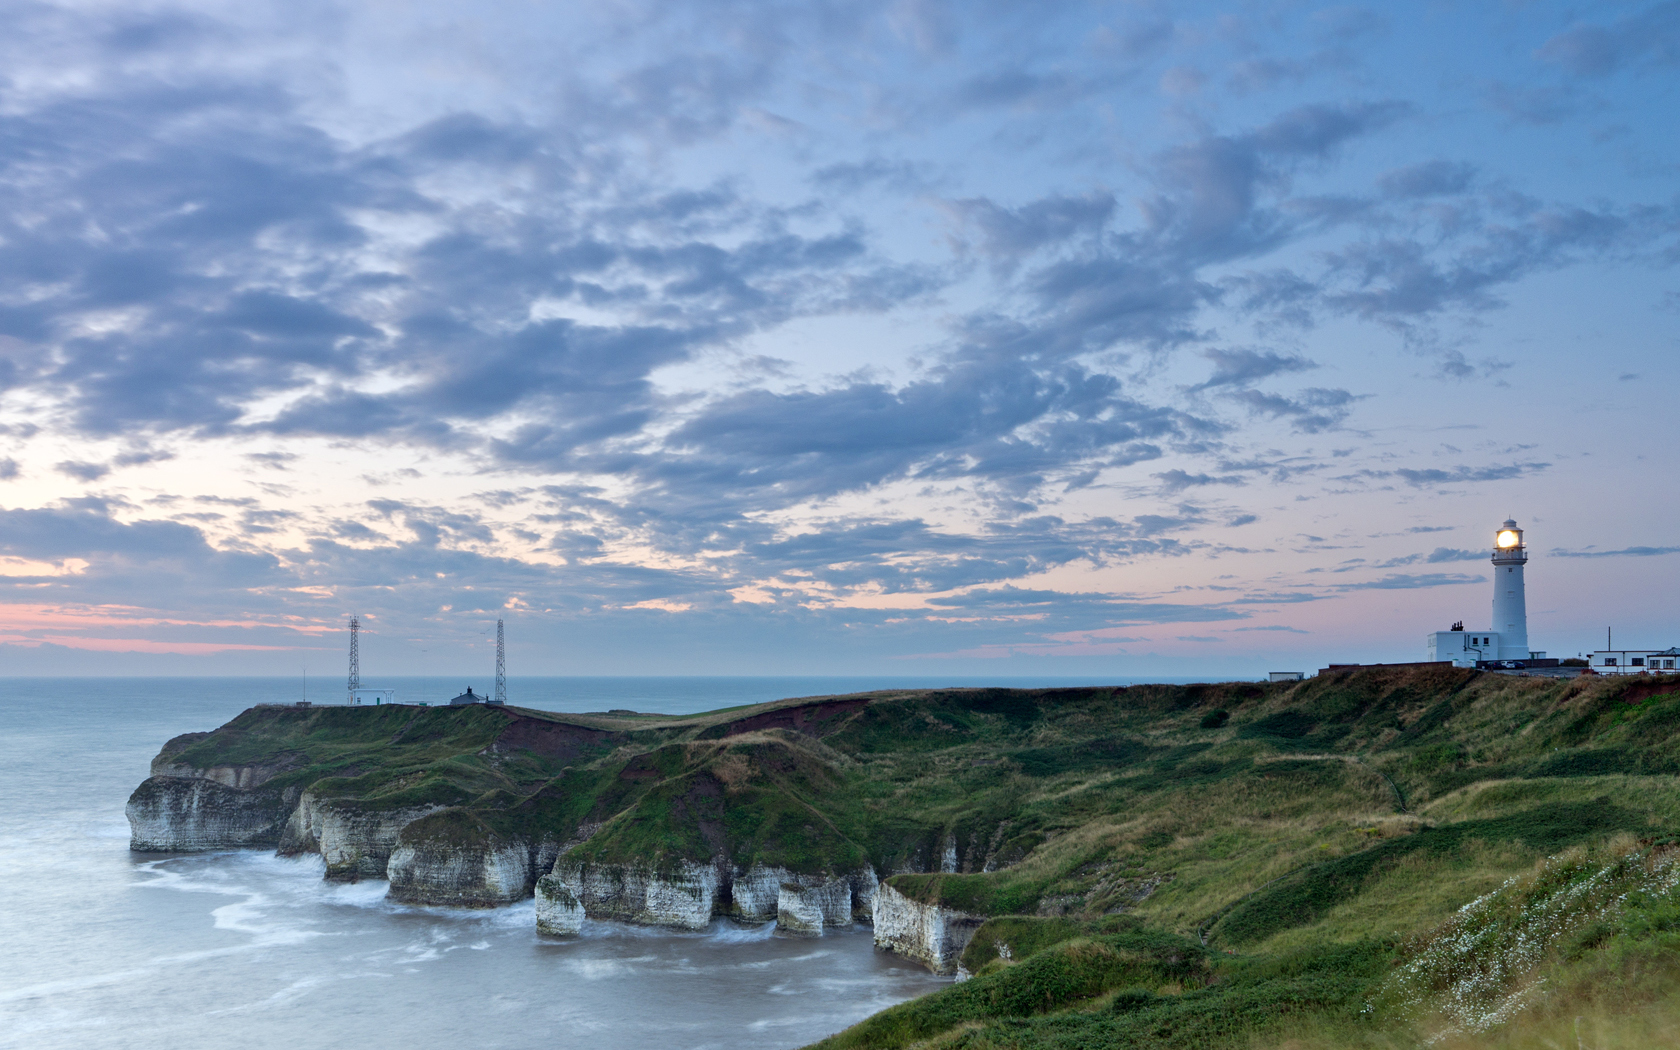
(0, 0, 1675, 678)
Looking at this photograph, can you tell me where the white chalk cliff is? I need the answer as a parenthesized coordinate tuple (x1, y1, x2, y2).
(871, 881, 986, 974)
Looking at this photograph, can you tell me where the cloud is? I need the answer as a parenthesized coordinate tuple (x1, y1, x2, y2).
(1377, 160, 1475, 199)
(1338, 572, 1484, 590)
(56, 461, 111, 482)
(1535, 2, 1680, 78)
(945, 192, 1115, 265)
(0, 1, 1668, 672)
(1191, 347, 1316, 390)
(1154, 469, 1244, 493)
(1392, 462, 1550, 486)
(1551, 545, 1680, 558)
(1226, 387, 1359, 433)
(246, 452, 297, 470)
(1425, 547, 1483, 563)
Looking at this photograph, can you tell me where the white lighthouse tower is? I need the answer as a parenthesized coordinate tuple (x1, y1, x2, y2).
(1426, 518, 1542, 667)
(1490, 519, 1529, 660)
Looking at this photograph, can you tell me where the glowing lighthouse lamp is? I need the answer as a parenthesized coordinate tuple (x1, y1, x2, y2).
(1426, 519, 1544, 668)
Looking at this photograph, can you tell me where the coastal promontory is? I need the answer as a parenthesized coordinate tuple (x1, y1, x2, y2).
(130, 669, 1680, 1048)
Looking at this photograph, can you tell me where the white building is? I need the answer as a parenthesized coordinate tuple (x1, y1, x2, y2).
(1588, 648, 1680, 675)
(351, 688, 396, 705)
(1428, 628, 1504, 667)
(1426, 519, 1547, 668)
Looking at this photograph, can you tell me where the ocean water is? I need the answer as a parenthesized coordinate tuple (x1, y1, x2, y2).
(0, 675, 1171, 1050)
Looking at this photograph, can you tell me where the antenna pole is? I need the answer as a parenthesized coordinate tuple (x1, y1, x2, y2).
(495, 619, 506, 705)
(348, 615, 361, 704)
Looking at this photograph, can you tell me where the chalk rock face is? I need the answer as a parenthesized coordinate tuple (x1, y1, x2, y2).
(554, 858, 720, 930)
(726, 863, 866, 930)
(776, 876, 853, 934)
(126, 776, 296, 851)
(872, 881, 986, 974)
(534, 874, 585, 935)
(729, 863, 787, 923)
(279, 792, 442, 880)
(386, 813, 531, 906)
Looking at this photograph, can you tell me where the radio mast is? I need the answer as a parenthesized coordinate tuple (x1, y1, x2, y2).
(494, 619, 506, 705)
(347, 615, 361, 704)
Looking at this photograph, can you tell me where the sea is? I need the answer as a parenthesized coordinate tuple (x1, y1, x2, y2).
(0, 674, 1208, 1050)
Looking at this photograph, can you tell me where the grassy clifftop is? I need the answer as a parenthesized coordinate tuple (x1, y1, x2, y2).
(157, 669, 1680, 1045)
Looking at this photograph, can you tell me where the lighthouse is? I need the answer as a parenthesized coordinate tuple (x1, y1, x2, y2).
(1426, 518, 1543, 667)
(1490, 520, 1529, 660)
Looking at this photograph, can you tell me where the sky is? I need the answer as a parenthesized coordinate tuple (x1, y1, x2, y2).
(0, 0, 1676, 678)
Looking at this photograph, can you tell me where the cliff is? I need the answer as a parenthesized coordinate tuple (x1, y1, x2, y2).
(386, 809, 532, 906)
(870, 881, 986, 973)
(127, 665, 1680, 1032)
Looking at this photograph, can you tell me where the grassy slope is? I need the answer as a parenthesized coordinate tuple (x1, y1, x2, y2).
(159, 669, 1680, 1046)
(806, 668, 1680, 1049)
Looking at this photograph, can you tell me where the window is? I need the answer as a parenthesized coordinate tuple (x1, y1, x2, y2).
(1606, 658, 1618, 666)
(1632, 657, 1645, 667)
(1666, 660, 1675, 669)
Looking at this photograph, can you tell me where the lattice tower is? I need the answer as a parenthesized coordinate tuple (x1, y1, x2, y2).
(347, 615, 361, 703)
(495, 619, 506, 705)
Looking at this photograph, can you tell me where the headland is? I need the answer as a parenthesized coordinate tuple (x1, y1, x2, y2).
(129, 667, 1680, 1048)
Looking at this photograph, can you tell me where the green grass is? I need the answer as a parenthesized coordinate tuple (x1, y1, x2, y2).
(144, 668, 1680, 1049)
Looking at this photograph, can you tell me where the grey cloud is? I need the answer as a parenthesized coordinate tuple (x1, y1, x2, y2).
(1339, 572, 1484, 590)
(924, 586, 1244, 626)
(1378, 160, 1475, 199)
(246, 451, 296, 470)
(946, 192, 1115, 263)
(1536, 2, 1680, 77)
(56, 460, 110, 481)
(1393, 462, 1549, 486)
(1482, 82, 1574, 125)
(950, 68, 1103, 112)
(0, 502, 281, 605)
(0, 458, 18, 480)
(630, 356, 1185, 513)
(1154, 469, 1244, 493)
(1551, 545, 1680, 558)
(1227, 49, 1355, 94)
(1226, 387, 1357, 433)
(1324, 204, 1632, 323)
(1425, 547, 1483, 563)
(1192, 347, 1316, 390)
(1144, 101, 1407, 263)
(1094, 17, 1175, 61)
(113, 448, 173, 468)
(1313, 7, 1386, 43)
(809, 158, 928, 193)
